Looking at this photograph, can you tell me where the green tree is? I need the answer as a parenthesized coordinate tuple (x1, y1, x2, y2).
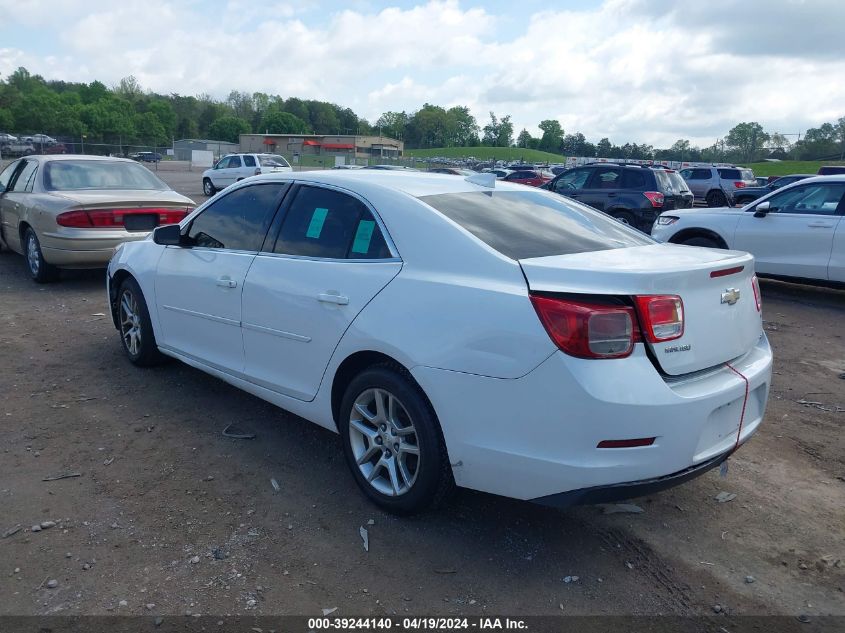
(596, 137, 612, 157)
(261, 111, 309, 134)
(134, 111, 167, 145)
(725, 122, 769, 163)
(516, 128, 533, 148)
(0, 107, 13, 130)
(376, 111, 408, 140)
(538, 119, 564, 152)
(208, 116, 251, 143)
(446, 106, 479, 146)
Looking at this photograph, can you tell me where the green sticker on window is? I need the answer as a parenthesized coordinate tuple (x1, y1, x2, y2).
(351, 220, 375, 254)
(306, 207, 329, 238)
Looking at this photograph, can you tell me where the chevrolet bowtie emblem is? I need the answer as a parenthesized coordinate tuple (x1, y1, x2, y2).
(721, 288, 741, 305)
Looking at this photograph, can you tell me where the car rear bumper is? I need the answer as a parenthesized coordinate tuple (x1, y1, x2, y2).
(412, 334, 772, 502)
(532, 448, 732, 507)
(40, 230, 151, 267)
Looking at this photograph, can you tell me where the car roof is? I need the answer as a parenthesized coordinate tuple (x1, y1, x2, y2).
(245, 169, 534, 198)
(23, 154, 138, 164)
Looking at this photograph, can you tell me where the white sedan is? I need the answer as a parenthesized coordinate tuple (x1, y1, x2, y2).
(652, 175, 845, 284)
(107, 170, 772, 513)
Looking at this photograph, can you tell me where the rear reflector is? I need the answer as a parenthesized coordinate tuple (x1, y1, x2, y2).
(529, 295, 638, 359)
(633, 295, 684, 342)
(597, 438, 655, 448)
(710, 265, 745, 278)
(57, 207, 191, 228)
(643, 191, 664, 208)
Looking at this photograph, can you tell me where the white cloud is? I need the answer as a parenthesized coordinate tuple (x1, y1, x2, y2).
(0, 0, 843, 147)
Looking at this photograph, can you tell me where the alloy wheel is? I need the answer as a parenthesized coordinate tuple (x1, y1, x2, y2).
(348, 388, 420, 497)
(119, 289, 142, 357)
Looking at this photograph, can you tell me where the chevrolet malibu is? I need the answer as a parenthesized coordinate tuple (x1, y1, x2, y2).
(0, 155, 194, 282)
(107, 171, 772, 513)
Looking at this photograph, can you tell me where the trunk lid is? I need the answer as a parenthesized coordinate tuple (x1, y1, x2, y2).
(53, 189, 194, 209)
(520, 244, 762, 375)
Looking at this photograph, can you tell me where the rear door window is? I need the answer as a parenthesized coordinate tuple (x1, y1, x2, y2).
(10, 160, 38, 192)
(243, 155, 256, 167)
(273, 186, 392, 259)
(0, 159, 22, 191)
(622, 169, 648, 190)
(186, 182, 288, 251)
(419, 190, 653, 260)
(587, 167, 623, 189)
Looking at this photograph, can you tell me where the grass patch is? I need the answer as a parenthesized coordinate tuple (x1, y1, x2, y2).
(744, 160, 845, 177)
(405, 146, 566, 162)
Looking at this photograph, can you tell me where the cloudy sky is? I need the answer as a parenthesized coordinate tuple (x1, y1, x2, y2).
(1, 0, 843, 147)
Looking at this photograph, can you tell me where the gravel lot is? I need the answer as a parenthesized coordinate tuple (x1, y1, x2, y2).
(1, 168, 843, 619)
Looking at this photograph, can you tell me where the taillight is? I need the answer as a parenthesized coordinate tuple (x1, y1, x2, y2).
(529, 295, 638, 359)
(643, 191, 664, 207)
(57, 208, 190, 228)
(634, 295, 684, 342)
(254, 168, 262, 175)
(734, 181, 746, 188)
(751, 275, 761, 312)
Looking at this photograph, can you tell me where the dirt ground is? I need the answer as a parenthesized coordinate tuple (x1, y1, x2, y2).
(1, 170, 843, 619)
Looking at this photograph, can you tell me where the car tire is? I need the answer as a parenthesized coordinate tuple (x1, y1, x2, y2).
(202, 178, 216, 196)
(23, 228, 59, 283)
(706, 190, 728, 207)
(609, 210, 636, 227)
(338, 365, 455, 514)
(117, 276, 166, 367)
(681, 236, 722, 248)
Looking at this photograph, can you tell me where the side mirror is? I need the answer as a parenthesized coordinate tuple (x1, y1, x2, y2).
(153, 223, 185, 246)
(753, 201, 771, 218)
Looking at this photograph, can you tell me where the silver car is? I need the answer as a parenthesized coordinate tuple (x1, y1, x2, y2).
(0, 155, 195, 282)
(679, 165, 757, 207)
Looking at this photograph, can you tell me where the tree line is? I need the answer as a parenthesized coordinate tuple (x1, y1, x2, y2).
(1, 67, 843, 163)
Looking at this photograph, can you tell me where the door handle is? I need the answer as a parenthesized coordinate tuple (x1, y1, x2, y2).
(216, 277, 237, 288)
(318, 292, 349, 305)
(807, 222, 834, 228)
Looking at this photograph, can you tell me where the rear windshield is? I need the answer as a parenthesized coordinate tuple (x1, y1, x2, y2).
(44, 160, 169, 191)
(652, 169, 672, 191)
(667, 172, 691, 193)
(740, 169, 755, 181)
(258, 154, 291, 168)
(419, 190, 653, 260)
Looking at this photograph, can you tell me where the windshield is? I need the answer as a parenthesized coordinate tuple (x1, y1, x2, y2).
(419, 190, 653, 260)
(667, 172, 690, 193)
(258, 154, 291, 168)
(44, 160, 169, 191)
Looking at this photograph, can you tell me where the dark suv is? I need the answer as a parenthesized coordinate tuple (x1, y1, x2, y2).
(544, 163, 691, 233)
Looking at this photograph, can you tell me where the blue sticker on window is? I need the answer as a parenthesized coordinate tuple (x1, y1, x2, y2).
(351, 220, 375, 254)
(306, 207, 329, 239)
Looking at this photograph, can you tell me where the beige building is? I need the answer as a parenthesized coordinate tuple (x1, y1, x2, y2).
(239, 133, 403, 162)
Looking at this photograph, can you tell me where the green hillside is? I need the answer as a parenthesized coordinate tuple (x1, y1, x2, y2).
(405, 146, 566, 162)
(744, 160, 844, 177)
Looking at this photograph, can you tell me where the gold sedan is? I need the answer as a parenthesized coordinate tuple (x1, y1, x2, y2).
(0, 155, 194, 282)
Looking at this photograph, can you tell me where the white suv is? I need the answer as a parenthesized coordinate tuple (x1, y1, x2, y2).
(202, 153, 292, 196)
(652, 175, 845, 284)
